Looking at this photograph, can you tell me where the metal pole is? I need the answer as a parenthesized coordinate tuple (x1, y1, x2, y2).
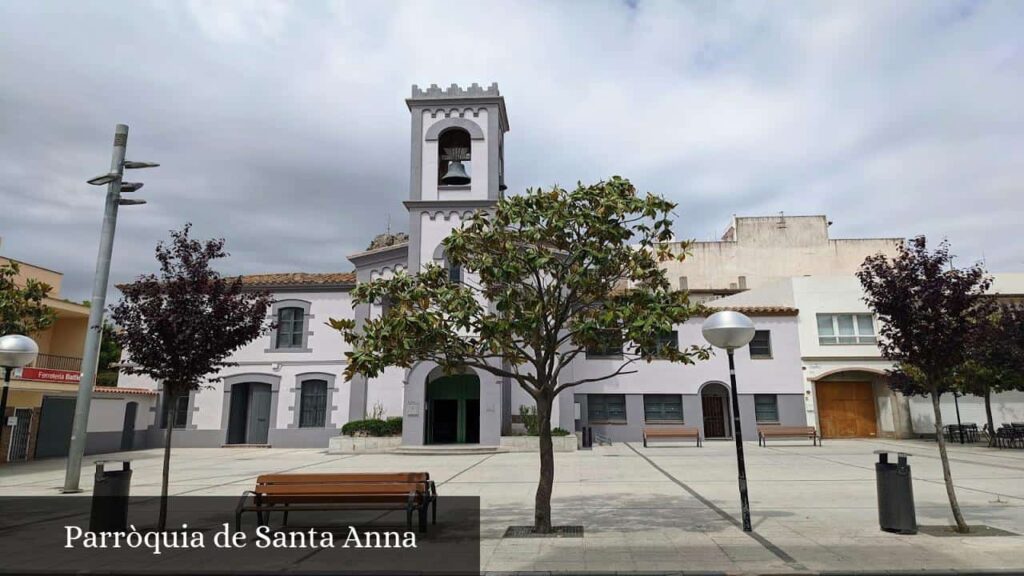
(0, 367, 11, 439)
(954, 392, 964, 445)
(727, 349, 752, 532)
(62, 124, 128, 493)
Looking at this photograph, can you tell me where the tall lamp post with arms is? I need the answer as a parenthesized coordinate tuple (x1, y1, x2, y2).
(702, 310, 756, 532)
(0, 335, 40, 437)
(62, 124, 158, 493)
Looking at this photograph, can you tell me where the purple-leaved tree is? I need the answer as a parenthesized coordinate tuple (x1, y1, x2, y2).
(858, 236, 991, 533)
(111, 225, 272, 530)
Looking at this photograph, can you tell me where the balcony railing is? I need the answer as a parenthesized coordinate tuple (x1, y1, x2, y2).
(33, 353, 83, 372)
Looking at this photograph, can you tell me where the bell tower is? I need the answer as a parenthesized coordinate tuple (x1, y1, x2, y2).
(405, 83, 509, 271)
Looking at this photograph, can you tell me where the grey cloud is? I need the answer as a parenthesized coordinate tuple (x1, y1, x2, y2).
(1, 0, 1023, 303)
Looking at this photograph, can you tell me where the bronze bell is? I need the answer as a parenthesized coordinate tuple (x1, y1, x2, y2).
(441, 160, 470, 185)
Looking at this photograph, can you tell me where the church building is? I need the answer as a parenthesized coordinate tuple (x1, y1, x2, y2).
(120, 83, 823, 449)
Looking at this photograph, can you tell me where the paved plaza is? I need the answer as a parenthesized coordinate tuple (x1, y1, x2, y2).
(2, 438, 1023, 574)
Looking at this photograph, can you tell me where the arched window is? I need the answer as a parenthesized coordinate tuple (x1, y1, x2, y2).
(276, 307, 305, 348)
(438, 128, 471, 185)
(433, 242, 462, 284)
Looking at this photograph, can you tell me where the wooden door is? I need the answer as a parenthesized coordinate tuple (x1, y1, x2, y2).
(702, 395, 726, 438)
(817, 381, 877, 438)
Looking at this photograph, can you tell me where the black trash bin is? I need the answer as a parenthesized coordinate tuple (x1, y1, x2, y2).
(579, 426, 593, 449)
(90, 460, 133, 532)
(874, 450, 916, 534)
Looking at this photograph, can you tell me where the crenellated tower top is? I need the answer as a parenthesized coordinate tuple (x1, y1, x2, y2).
(410, 82, 501, 99)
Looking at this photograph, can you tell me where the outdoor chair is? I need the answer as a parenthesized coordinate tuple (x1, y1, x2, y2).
(994, 425, 1024, 449)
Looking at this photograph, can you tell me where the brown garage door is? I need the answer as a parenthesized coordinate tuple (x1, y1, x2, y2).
(817, 381, 877, 438)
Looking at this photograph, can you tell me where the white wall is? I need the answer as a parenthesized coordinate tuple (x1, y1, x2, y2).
(86, 396, 155, 433)
(119, 288, 356, 431)
(791, 276, 883, 359)
(565, 315, 804, 397)
(908, 391, 1024, 434)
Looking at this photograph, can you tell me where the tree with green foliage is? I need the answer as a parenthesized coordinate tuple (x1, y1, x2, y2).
(0, 260, 56, 336)
(111, 225, 272, 530)
(331, 177, 708, 533)
(858, 236, 992, 533)
(953, 306, 1024, 435)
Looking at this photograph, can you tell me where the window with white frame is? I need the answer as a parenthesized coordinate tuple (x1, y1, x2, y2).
(816, 313, 876, 345)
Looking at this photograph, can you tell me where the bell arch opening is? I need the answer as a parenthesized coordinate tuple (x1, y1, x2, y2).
(438, 128, 472, 186)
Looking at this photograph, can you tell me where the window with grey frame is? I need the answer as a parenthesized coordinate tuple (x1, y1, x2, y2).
(276, 306, 305, 349)
(643, 394, 683, 423)
(161, 395, 189, 429)
(748, 330, 772, 359)
(649, 330, 678, 359)
(447, 262, 462, 283)
(298, 380, 328, 428)
(585, 329, 624, 359)
(754, 394, 779, 423)
(587, 394, 627, 424)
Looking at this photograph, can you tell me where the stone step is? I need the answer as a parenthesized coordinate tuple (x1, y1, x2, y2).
(390, 445, 508, 455)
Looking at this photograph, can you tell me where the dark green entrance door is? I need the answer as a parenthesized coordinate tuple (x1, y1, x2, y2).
(426, 374, 479, 444)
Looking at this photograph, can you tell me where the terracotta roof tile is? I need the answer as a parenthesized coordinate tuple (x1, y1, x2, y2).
(702, 305, 799, 316)
(95, 386, 159, 396)
(238, 272, 355, 288)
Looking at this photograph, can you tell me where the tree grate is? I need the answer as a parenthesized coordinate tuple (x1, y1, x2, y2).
(503, 525, 584, 538)
(918, 524, 1018, 537)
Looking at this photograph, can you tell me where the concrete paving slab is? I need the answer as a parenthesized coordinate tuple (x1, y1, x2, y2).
(2, 439, 1023, 574)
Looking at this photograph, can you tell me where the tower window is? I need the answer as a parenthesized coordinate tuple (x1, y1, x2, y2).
(438, 128, 471, 185)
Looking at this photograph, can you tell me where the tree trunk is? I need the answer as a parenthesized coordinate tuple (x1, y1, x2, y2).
(931, 389, 969, 533)
(983, 387, 994, 441)
(158, 391, 175, 531)
(533, 396, 554, 534)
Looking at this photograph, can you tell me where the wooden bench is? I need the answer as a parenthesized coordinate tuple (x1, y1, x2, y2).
(757, 425, 819, 446)
(235, 472, 437, 533)
(643, 426, 702, 447)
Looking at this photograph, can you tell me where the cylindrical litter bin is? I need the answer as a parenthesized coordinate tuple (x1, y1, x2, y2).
(874, 451, 916, 534)
(90, 460, 133, 532)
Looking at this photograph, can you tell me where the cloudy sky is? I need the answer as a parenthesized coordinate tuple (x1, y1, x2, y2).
(1, 0, 1022, 302)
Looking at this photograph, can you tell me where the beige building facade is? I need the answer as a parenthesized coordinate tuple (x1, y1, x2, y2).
(661, 215, 902, 302)
(1, 249, 155, 463)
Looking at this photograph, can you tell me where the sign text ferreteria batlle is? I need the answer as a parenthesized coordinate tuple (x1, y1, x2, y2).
(13, 367, 81, 383)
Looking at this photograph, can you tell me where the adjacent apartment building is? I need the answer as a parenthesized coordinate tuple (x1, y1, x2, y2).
(1, 248, 156, 463)
(710, 274, 1024, 439)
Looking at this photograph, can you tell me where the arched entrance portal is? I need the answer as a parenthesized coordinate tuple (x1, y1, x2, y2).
(425, 371, 480, 444)
(701, 382, 732, 439)
(815, 371, 880, 438)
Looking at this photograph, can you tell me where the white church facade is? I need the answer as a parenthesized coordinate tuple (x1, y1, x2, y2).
(121, 83, 1016, 450)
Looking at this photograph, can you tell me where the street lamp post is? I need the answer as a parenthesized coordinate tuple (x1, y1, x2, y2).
(62, 124, 157, 493)
(702, 310, 756, 532)
(0, 335, 40, 438)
